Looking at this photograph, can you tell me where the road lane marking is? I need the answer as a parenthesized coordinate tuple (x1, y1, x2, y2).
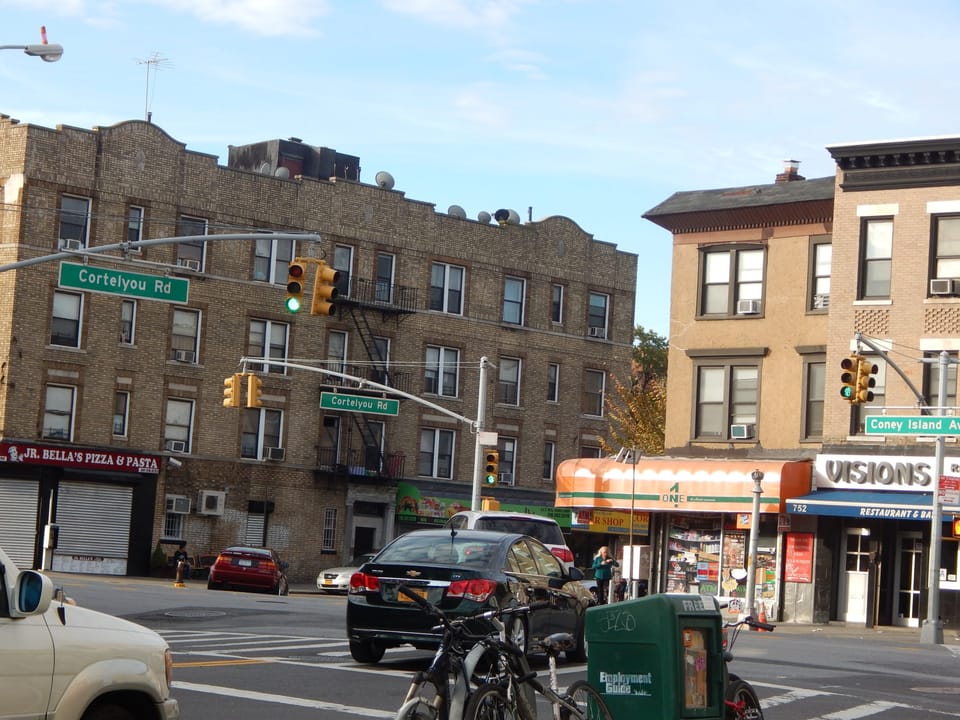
(809, 700, 912, 719)
(174, 659, 267, 668)
(758, 687, 831, 707)
(171, 681, 394, 717)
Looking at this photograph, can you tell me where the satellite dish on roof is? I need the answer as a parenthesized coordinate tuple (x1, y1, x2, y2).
(375, 171, 395, 190)
(494, 209, 510, 226)
(507, 209, 520, 225)
(448, 205, 466, 219)
(478, 211, 491, 224)
(274, 166, 290, 179)
(258, 161, 271, 175)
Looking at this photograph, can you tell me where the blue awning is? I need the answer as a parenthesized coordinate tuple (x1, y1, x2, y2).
(786, 490, 960, 520)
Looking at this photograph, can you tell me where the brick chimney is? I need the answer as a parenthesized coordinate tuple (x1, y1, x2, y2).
(775, 159, 804, 183)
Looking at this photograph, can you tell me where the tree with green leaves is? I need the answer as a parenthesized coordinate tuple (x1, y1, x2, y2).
(601, 324, 668, 457)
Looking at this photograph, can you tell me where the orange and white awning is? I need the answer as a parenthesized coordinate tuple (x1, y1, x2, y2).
(555, 456, 812, 514)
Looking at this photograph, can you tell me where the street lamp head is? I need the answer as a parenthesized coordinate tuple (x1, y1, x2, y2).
(751, 469, 764, 482)
(24, 43, 64, 62)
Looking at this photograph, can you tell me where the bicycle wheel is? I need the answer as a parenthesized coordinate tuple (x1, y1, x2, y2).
(396, 696, 440, 720)
(464, 683, 520, 720)
(725, 678, 764, 720)
(560, 680, 613, 720)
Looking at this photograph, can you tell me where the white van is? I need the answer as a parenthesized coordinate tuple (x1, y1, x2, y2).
(0, 544, 179, 720)
(444, 510, 575, 569)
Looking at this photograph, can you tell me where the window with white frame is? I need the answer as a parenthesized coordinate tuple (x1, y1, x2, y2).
(370, 336, 391, 385)
(694, 362, 759, 440)
(700, 247, 765, 316)
(43, 385, 75, 440)
(579, 445, 602, 458)
(498, 438, 517, 483)
(113, 391, 129, 437)
(923, 351, 957, 408)
(59, 195, 90, 248)
(375, 252, 395, 303)
(176, 215, 207, 270)
(809, 237, 831, 311)
(51, 291, 82, 347)
(120, 299, 136, 345)
(551, 284, 564, 324)
(503, 277, 526, 325)
(171, 308, 200, 362)
(859, 218, 893, 299)
(543, 441, 556, 481)
(425, 346, 459, 397)
(326, 330, 347, 374)
(582, 369, 605, 417)
(322, 508, 337, 552)
(253, 235, 294, 283)
(931, 216, 960, 287)
(248, 319, 289, 374)
(418, 427, 455, 479)
(547, 363, 560, 402)
(334, 244, 353, 298)
(164, 398, 194, 452)
(429, 262, 464, 314)
(127, 206, 144, 251)
(163, 512, 185, 540)
(241, 408, 282, 459)
(802, 358, 825, 440)
(498, 357, 521, 405)
(587, 292, 609, 337)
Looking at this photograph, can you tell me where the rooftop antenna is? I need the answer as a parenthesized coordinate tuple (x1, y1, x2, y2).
(136, 52, 173, 123)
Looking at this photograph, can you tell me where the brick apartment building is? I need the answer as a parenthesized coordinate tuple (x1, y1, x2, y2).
(0, 115, 636, 582)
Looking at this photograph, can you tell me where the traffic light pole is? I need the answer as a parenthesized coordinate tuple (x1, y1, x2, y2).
(920, 351, 948, 645)
(470, 357, 490, 511)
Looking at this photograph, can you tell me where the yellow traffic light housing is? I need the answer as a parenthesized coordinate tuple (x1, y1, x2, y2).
(285, 261, 306, 313)
(223, 373, 243, 408)
(483, 450, 499, 486)
(840, 355, 859, 403)
(856, 357, 878, 404)
(246, 373, 263, 408)
(310, 260, 340, 316)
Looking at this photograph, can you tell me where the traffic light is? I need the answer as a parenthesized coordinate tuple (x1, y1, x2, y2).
(483, 450, 499, 486)
(856, 357, 878, 404)
(310, 261, 340, 316)
(840, 355, 859, 403)
(223, 373, 243, 408)
(246, 373, 263, 408)
(285, 260, 306, 313)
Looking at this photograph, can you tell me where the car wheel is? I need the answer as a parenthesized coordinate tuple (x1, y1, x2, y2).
(507, 615, 528, 655)
(349, 639, 386, 664)
(206, 579, 218, 590)
(567, 618, 588, 663)
(276, 578, 289, 596)
(81, 702, 136, 720)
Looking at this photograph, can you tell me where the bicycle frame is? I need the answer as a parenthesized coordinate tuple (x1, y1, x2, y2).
(721, 615, 774, 720)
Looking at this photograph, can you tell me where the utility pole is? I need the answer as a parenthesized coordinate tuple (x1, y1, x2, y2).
(920, 351, 948, 645)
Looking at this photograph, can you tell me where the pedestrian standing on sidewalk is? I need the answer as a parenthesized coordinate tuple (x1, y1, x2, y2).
(592, 546, 618, 604)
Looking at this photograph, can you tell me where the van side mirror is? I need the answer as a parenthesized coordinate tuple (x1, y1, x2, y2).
(14, 570, 53, 616)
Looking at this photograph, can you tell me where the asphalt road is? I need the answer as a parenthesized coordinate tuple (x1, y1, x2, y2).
(48, 572, 960, 719)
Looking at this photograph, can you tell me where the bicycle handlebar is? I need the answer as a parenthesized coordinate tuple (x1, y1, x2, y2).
(724, 615, 776, 633)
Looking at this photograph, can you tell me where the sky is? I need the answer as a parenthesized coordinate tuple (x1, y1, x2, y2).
(3, 0, 960, 338)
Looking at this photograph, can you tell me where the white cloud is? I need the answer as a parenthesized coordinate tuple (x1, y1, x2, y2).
(378, 0, 531, 29)
(156, 0, 332, 37)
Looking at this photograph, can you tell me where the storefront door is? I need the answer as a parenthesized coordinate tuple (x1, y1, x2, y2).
(894, 531, 923, 628)
(842, 528, 871, 623)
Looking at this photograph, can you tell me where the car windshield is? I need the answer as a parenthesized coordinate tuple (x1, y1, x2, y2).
(474, 518, 564, 545)
(377, 536, 498, 565)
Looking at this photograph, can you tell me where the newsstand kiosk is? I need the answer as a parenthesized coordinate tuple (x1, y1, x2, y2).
(585, 593, 725, 719)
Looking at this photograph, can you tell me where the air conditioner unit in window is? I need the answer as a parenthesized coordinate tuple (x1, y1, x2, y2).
(264, 447, 285, 461)
(177, 258, 201, 272)
(498, 472, 515, 486)
(59, 238, 83, 251)
(165, 439, 187, 453)
(165, 495, 190, 514)
(173, 349, 196, 363)
(812, 293, 830, 309)
(930, 278, 957, 296)
(730, 423, 756, 440)
(736, 299, 761, 315)
(587, 326, 606, 338)
(196, 489, 226, 516)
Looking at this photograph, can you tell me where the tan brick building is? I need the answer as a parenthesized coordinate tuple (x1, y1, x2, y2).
(0, 116, 636, 582)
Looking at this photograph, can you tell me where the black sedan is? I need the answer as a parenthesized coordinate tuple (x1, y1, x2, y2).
(346, 528, 595, 664)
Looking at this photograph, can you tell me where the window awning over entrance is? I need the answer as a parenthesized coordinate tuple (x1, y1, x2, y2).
(786, 490, 960, 519)
(555, 457, 811, 514)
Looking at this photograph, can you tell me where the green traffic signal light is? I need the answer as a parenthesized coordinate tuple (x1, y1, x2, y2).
(285, 261, 305, 313)
(840, 355, 858, 402)
(483, 450, 499, 486)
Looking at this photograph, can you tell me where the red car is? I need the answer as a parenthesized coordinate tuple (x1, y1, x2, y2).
(206, 546, 289, 595)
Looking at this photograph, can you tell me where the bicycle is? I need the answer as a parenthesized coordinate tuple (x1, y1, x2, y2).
(464, 626, 613, 720)
(722, 614, 774, 720)
(394, 584, 534, 720)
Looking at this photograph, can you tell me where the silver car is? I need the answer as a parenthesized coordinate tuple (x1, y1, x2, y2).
(316, 553, 377, 593)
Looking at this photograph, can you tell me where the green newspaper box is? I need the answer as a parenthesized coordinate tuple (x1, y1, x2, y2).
(586, 593, 725, 719)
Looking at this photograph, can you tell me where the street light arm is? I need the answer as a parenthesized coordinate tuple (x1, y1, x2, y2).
(0, 43, 64, 62)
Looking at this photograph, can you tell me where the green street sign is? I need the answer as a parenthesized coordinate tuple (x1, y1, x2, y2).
(320, 391, 399, 416)
(58, 262, 189, 303)
(864, 415, 960, 436)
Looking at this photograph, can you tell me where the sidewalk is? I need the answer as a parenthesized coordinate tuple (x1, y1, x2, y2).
(759, 620, 960, 645)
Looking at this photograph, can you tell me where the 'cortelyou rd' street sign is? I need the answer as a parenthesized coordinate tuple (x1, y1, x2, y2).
(320, 391, 399, 416)
(58, 262, 189, 303)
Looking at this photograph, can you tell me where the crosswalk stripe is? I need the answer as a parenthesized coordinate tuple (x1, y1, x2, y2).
(808, 701, 912, 719)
